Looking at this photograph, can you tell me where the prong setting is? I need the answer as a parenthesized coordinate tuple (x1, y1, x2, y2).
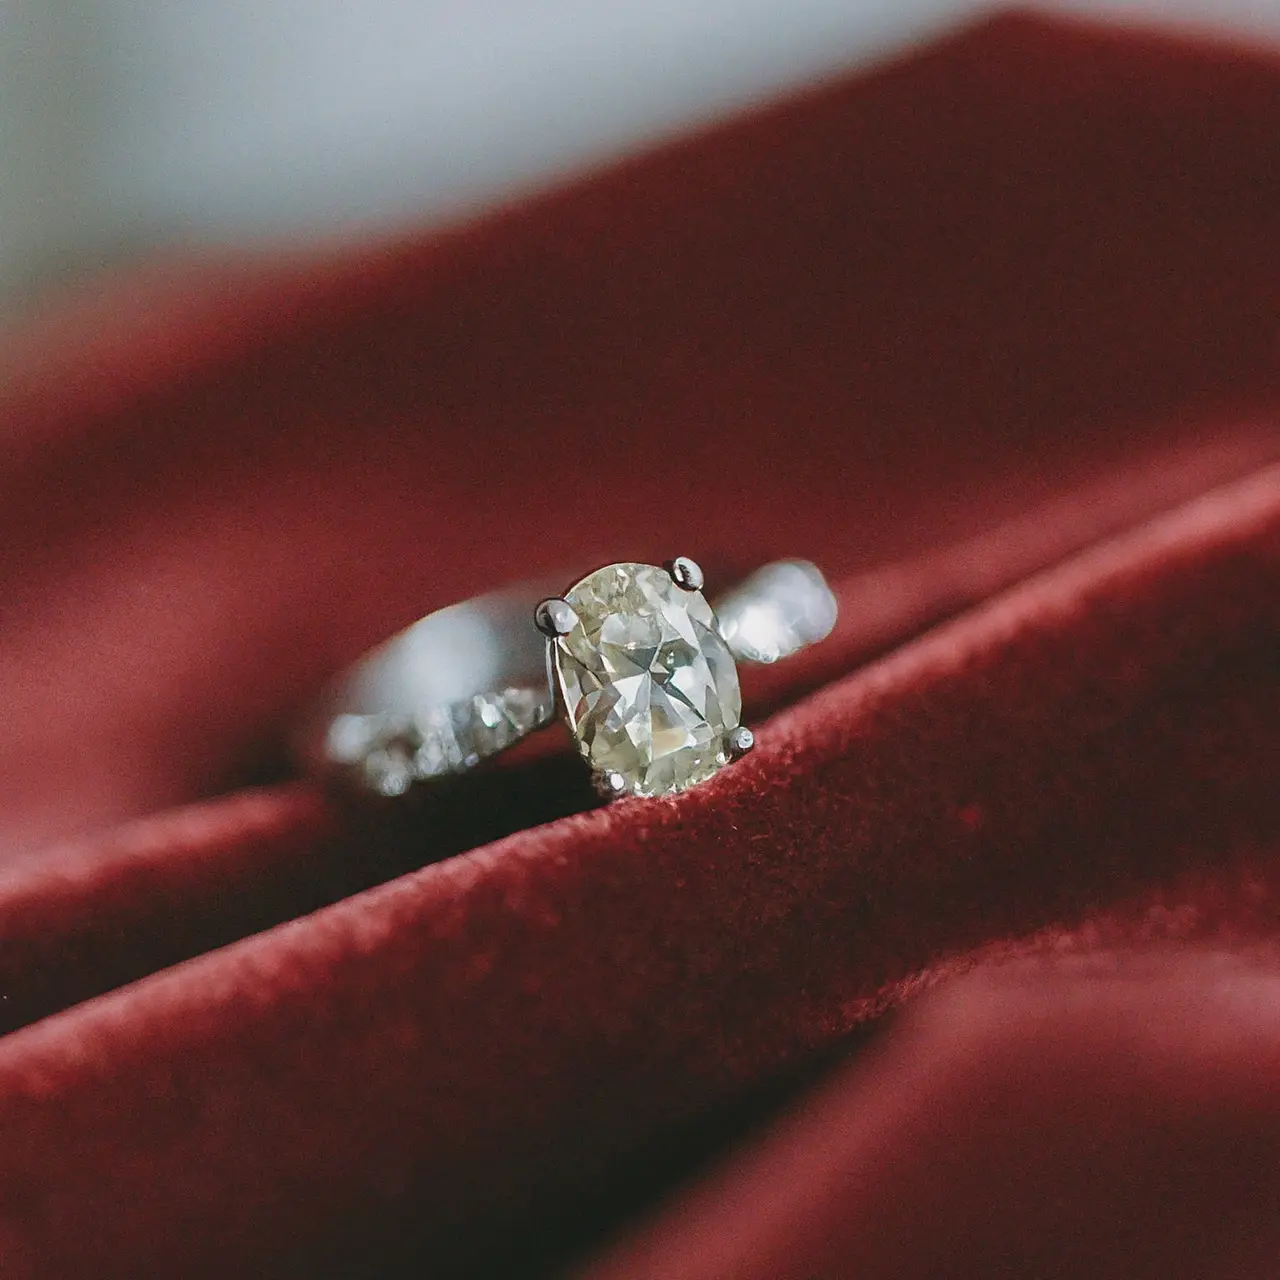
(666, 556, 705, 592)
(728, 725, 755, 758)
(594, 769, 629, 800)
(534, 597, 578, 638)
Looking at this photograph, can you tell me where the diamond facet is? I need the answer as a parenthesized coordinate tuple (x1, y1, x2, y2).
(551, 562, 742, 797)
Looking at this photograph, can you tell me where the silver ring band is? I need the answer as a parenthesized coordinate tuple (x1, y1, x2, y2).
(295, 558, 836, 799)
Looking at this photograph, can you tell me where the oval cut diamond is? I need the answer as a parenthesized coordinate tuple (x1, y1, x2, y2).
(552, 563, 742, 797)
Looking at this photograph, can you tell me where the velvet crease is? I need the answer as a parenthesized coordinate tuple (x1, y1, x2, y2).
(1, 12, 1280, 1278)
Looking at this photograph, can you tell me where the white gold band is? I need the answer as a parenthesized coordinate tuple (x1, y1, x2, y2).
(294, 559, 836, 797)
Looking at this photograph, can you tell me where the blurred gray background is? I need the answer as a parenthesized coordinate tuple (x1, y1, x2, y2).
(2, 0, 1278, 315)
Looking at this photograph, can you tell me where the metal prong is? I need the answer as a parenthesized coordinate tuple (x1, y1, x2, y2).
(727, 725, 755, 758)
(534, 597, 578, 637)
(666, 556, 704, 592)
(594, 770, 629, 800)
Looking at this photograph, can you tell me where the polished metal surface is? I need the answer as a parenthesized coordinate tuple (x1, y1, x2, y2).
(665, 555, 705, 592)
(715, 559, 838, 664)
(533, 596, 578, 638)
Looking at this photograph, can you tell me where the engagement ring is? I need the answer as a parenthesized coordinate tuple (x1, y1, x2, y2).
(295, 558, 836, 800)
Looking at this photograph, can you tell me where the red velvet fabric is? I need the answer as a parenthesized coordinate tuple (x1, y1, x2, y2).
(1, 12, 1280, 1277)
(586, 952, 1280, 1279)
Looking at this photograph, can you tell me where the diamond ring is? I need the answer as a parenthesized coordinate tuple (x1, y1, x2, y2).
(295, 558, 837, 800)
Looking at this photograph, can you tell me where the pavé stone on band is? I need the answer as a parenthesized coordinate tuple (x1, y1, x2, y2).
(294, 558, 836, 800)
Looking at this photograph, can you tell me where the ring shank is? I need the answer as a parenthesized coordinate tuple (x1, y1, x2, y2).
(294, 561, 836, 795)
(293, 581, 560, 795)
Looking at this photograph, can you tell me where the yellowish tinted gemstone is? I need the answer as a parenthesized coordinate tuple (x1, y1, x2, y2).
(552, 563, 742, 796)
